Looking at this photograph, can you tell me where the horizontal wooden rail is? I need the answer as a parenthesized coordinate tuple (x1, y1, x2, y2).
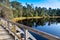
(11, 23, 60, 40)
(0, 18, 60, 40)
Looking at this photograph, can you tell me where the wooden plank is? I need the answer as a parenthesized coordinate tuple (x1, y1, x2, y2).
(9, 22, 60, 40)
(1, 18, 60, 40)
(0, 26, 14, 40)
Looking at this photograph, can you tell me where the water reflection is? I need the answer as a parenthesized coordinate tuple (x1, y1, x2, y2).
(17, 18, 57, 27)
(17, 18, 60, 37)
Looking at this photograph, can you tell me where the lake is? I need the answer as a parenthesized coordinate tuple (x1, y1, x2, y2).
(17, 18, 60, 40)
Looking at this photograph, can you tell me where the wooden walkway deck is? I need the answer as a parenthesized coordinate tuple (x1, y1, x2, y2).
(0, 26, 14, 40)
(0, 18, 60, 40)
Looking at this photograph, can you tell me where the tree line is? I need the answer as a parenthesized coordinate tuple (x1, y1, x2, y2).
(1, 1, 60, 18)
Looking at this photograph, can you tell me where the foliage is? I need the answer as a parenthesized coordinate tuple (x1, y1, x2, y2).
(0, 0, 60, 19)
(10, 1, 60, 18)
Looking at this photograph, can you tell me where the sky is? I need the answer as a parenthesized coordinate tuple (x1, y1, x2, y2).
(9, 0, 60, 9)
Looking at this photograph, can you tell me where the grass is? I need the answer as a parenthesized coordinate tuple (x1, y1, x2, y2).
(11, 16, 60, 22)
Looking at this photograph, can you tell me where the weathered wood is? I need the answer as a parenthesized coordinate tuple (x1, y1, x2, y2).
(1, 18, 60, 40)
(14, 23, 60, 40)
(0, 26, 14, 40)
(24, 29, 28, 40)
(8, 21, 60, 40)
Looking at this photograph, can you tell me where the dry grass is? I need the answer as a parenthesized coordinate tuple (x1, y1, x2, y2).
(11, 16, 43, 22)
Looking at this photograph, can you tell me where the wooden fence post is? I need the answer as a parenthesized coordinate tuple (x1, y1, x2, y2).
(24, 28, 28, 40)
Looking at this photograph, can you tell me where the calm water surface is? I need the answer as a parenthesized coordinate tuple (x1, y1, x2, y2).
(17, 18, 60, 39)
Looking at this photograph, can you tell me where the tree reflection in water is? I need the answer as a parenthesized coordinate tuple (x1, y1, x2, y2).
(17, 18, 60, 27)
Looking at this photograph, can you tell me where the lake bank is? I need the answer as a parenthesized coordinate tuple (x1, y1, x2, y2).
(11, 16, 60, 22)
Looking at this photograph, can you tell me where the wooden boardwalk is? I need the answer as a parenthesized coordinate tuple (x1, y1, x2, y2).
(0, 18, 60, 40)
(0, 26, 14, 40)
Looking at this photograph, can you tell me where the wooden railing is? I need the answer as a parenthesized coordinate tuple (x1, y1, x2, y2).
(0, 18, 60, 40)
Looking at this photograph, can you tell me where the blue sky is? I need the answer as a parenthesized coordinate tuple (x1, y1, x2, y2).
(9, 0, 60, 9)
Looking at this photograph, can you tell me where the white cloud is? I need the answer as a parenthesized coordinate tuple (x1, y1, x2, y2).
(34, 0, 60, 9)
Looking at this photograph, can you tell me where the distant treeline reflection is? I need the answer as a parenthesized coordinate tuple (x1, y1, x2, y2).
(17, 18, 60, 27)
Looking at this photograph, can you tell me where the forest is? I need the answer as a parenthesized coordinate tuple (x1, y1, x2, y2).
(10, 1, 60, 18)
(0, 0, 60, 18)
